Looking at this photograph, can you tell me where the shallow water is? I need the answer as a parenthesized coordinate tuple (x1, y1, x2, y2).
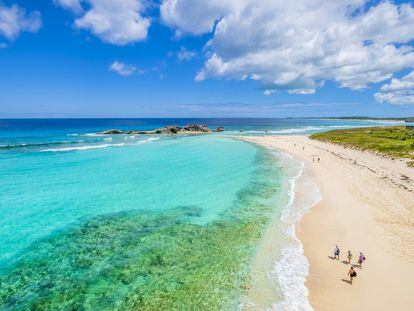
(0, 134, 289, 309)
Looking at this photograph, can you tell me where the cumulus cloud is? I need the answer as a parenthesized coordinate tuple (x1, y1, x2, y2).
(0, 4, 41, 41)
(109, 61, 137, 76)
(161, 0, 414, 96)
(160, 0, 239, 36)
(55, 0, 150, 45)
(375, 71, 414, 104)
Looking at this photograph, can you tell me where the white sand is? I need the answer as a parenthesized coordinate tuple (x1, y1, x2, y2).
(243, 135, 414, 311)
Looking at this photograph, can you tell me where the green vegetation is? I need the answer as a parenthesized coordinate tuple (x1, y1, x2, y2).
(311, 126, 414, 167)
(319, 116, 414, 122)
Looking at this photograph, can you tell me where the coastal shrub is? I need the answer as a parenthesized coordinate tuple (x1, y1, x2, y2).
(311, 126, 414, 166)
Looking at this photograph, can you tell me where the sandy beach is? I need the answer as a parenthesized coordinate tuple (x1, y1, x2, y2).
(243, 135, 414, 310)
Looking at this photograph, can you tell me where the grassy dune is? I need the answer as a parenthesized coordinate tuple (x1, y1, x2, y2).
(311, 126, 414, 167)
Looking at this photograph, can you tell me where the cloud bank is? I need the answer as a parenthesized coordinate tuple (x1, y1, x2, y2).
(161, 0, 414, 100)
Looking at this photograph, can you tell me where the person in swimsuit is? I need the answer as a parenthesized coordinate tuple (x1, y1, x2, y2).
(358, 252, 366, 268)
(348, 267, 357, 284)
(347, 250, 353, 264)
(334, 245, 340, 260)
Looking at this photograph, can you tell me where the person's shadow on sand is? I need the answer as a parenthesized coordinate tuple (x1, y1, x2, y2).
(341, 260, 350, 265)
(341, 279, 352, 285)
(328, 256, 336, 260)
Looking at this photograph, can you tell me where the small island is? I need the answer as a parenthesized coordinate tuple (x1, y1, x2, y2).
(101, 124, 224, 135)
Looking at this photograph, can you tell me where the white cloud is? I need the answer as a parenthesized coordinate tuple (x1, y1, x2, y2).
(109, 61, 137, 76)
(263, 89, 275, 96)
(160, 0, 239, 36)
(375, 71, 414, 105)
(55, 0, 150, 45)
(176, 46, 196, 61)
(161, 0, 414, 96)
(0, 4, 41, 41)
(54, 0, 83, 13)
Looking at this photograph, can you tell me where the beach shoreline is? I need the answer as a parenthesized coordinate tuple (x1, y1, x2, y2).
(241, 135, 414, 310)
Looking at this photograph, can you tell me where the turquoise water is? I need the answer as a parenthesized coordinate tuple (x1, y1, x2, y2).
(0, 136, 258, 266)
(0, 118, 404, 310)
(0, 134, 291, 309)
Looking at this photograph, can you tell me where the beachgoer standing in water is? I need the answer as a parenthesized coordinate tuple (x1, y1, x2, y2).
(334, 245, 340, 260)
(347, 250, 352, 264)
(358, 252, 366, 268)
(348, 267, 357, 284)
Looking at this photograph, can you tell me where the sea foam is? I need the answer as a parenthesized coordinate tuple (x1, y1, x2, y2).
(270, 153, 321, 311)
(41, 143, 127, 152)
(41, 137, 160, 152)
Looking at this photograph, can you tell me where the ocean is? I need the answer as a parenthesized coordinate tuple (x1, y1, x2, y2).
(0, 118, 403, 310)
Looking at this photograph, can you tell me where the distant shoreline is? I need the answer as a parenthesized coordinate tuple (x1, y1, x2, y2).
(318, 117, 412, 122)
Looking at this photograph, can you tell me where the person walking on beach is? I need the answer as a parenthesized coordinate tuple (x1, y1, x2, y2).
(334, 245, 340, 260)
(348, 267, 357, 284)
(347, 250, 352, 264)
(358, 252, 366, 268)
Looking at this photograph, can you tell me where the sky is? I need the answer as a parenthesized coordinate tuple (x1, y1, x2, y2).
(1, 0, 414, 118)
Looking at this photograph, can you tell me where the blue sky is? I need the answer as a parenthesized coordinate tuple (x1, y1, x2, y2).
(1, 0, 414, 118)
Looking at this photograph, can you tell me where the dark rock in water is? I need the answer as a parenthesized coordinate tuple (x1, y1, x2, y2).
(215, 126, 224, 132)
(183, 124, 211, 132)
(101, 124, 213, 135)
(155, 125, 182, 134)
(102, 129, 124, 134)
(239, 130, 244, 132)
(127, 130, 151, 135)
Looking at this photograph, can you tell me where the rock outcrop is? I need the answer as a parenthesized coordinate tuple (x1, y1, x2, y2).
(100, 124, 223, 135)
(183, 124, 211, 132)
(155, 126, 182, 134)
(102, 129, 124, 134)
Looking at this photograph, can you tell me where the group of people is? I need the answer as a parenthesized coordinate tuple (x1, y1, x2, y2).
(334, 245, 366, 284)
